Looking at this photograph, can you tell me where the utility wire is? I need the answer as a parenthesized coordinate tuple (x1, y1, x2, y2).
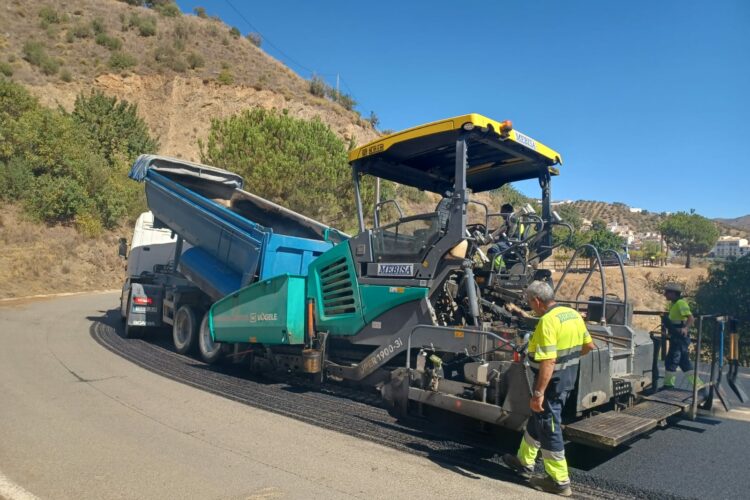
(222, 0, 370, 114)
(223, 0, 315, 76)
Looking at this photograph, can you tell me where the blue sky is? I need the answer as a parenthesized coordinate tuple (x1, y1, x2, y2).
(177, 1, 749, 218)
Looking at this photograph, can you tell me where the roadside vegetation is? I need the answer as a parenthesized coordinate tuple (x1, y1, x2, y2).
(199, 108, 379, 232)
(0, 79, 157, 236)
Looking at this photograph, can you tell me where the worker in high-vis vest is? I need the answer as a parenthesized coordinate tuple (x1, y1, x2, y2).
(489, 203, 525, 271)
(503, 281, 595, 497)
(662, 282, 702, 388)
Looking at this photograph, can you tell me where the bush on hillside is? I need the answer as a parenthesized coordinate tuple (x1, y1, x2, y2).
(246, 32, 262, 47)
(96, 33, 123, 51)
(217, 68, 234, 85)
(91, 18, 106, 35)
(109, 51, 137, 70)
(193, 7, 207, 18)
(186, 52, 204, 69)
(229, 26, 241, 38)
(0, 156, 34, 201)
(309, 76, 326, 97)
(0, 62, 13, 77)
(153, 44, 187, 72)
(38, 6, 63, 25)
(0, 80, 154, 230)
(153, 2, 181, 17)
(22, 41, 60, 75)
(125, 13, 157, 37)
(71, 23, 92, 39)
(71, 90, 159, 164)
(199, 109, 376, 230)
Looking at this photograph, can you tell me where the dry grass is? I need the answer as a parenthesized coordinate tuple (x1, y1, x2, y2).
(0, 205, 125, 299)
(0, 0, 378, 160)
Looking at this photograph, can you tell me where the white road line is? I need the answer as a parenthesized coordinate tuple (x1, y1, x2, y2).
(0, 289, 119, 303)
(0, 470, 40, 500)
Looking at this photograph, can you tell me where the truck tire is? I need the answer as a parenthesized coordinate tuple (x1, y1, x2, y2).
(173, 305, 198, 354)
(198, 312, 223, 364)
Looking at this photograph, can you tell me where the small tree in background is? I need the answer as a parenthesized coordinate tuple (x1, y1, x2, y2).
(660, 211, 720, 268)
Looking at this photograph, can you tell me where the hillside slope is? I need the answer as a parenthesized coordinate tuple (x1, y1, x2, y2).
(0, 0, 377, 160)
(716, 215, 750, 233)
(570, 200, 747, 238)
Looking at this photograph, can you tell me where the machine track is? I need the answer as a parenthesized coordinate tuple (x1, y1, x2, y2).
(92, 317, 686, 500)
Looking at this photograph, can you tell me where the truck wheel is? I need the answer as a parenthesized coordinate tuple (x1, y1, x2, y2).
(173, 305, 198, 354)
(198, 312, 223, 364)
(124, 295, 142, 339)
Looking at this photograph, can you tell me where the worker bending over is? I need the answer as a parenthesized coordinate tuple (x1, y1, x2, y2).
(503, 281, 595, 497)
(662, 283, 702, 388)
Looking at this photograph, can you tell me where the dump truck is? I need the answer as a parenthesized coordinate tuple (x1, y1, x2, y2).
(122, 114, 707, 448)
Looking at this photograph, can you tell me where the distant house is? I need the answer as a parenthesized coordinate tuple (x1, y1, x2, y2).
(712, 236, 750, 258)
(629, 207, 643, 213)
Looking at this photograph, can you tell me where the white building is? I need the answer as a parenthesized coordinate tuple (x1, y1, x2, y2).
(712, 236, 750, 258)
(629, 207, 643, 213)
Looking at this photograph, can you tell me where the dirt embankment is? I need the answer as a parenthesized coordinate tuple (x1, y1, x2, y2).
(0, 206, 125, 299)
(26, 73, 378, 162)
(555, 265, 708, 330)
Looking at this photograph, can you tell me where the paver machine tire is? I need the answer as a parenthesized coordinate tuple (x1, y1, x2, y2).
(198, 312, 223, 364)
(173, 305, 199, 354)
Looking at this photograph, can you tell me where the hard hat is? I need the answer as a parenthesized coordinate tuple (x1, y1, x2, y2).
(664, 282, 683, 293)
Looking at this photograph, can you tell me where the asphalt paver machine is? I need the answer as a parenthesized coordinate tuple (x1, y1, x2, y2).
(198, 114, 707, 447)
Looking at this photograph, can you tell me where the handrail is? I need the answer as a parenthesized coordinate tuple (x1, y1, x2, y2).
(554, 244, 608, 324)
(405, 325, 513, 369)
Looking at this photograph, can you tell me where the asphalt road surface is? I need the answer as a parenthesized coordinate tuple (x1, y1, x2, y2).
(0, 292, 545, 500)
(2, 292, 750, 499)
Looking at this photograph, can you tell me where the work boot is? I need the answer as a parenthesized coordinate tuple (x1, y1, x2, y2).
(529, 474, 572, 497)
(501, 453, 534, 479)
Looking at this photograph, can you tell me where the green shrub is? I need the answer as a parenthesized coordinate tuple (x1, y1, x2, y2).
(154, 2, 181, 17)
(217, 68, 233, 85)
(153, 44, 187, 72)
(127, 13, 157, 37)
(65, 31, 75, 43)
(0, 78, 38, 121)
(22, 41, 47, 67)
(246, 32, 262, 47)
(229, 26, 241, 38)
(200, 109, 376, 230)
(186, 52, 204, 69)
(60, 68, 72, 82)
(26, 174, 89, 224)
(96, 33, 123, 51)
(22, 41, 59, 75)
(38, 6, 62, 25)
(0, 61, 12, 77)
(173, 19, 191, 41)
(71, 23, 92, 38)
(74, 211, 104, 237)
(0, 156, 34, 201)
(193, 6, 207, 18)
(72, 90, 158, 164)
(109, 51, 136, 70)
(309, 76, 326, 97)
(91, 18, 106, 35)
(0, 80, 152, 229)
